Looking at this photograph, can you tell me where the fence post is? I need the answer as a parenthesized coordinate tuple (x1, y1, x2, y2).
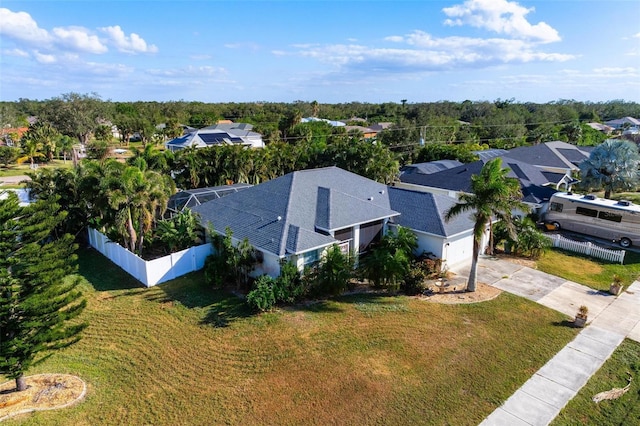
(586, 242, 592, 255)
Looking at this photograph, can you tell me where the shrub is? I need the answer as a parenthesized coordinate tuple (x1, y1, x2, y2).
(273, 261, 306, 303)
(402, 267, 427, 295)
(247, 275, 276, 312)
(314, 245, 354, 296)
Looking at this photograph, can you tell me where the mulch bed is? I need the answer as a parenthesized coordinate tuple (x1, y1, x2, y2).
(0, 374, 86, 421)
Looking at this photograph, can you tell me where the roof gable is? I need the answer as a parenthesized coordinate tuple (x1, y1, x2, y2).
(191, 167, 399, 256)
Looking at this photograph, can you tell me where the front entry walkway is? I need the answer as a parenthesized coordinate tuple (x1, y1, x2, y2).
(450, 256, 640, 426)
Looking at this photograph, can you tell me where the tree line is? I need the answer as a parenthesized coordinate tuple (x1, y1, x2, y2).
(3, 93, 637, 151)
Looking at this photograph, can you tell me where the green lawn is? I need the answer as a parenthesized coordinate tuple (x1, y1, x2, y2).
(551, 339, 640, 425)
(536, 249, 640, 292)
(0, 159, 74, 178)
(2, 249, 580, 425)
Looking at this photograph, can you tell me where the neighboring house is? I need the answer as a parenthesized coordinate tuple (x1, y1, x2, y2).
(191, 167, 479, 277)
(165, 122, 264, 151)
(503, 141, 590, 175)
(400, 160, 463, 177)
(301, 117, 346, 127)
(396, 155, 558, 215)
(605, 117, 640, 131)
(0, 127, 28, 146)
(586, 122, 614, 134)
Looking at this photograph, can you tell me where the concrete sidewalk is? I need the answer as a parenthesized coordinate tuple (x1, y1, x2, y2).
(452, 257, 640, 426)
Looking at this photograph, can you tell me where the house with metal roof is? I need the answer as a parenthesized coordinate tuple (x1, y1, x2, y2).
(191, 167, 479, 276)
(164, 122, 264, 152)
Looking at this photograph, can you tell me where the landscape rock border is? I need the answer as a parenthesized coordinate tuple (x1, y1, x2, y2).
(0, 374, 86, 422)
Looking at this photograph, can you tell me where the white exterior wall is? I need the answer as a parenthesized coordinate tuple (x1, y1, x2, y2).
(252, 251, 282, 278)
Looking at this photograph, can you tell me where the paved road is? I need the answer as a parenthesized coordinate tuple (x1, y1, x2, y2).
(0, 175, 30, 185)
(451, 256, 640, 426)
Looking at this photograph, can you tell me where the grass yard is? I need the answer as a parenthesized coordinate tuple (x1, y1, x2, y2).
(0, 159, 74, 178)
(551, 339, 640, 425)
(2, 249, 579, 425)
(536, 249, 640, 292)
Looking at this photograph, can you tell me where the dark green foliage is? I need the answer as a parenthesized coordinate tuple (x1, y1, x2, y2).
(314, 245, 354, 296)
(0, 145, 19, 166)
(445, 158, 528, 291)
(86, 139, 110, 161)
(494, 217, 551, 259)
(246, 275, 277, 312)
(155, 210, 200, 253)
(402, 253, 444, 294)
(415, 143, 482, 164)
(359, 226, 418, 291)
(0, 193, 86, 390)
(204, 228, 255, 291)
(273, 261, 305, 304)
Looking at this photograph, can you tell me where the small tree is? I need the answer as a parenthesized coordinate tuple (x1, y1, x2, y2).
(0, 193, 86, 391)
(579, 139, 640, 199)
(359, 226, 417, 291)
(155, 210, 200, 253)
(0, 146, 19, 167)
(246, 275, 277, 312)
(445, 158, 527, 292)
(315, 245, 354, 296)
(204, 227, 255, 291)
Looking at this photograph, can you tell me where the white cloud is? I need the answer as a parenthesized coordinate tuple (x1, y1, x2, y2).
(33, 50, 57, 64)
(100, 25, 158, 54)
(190, 54, 212, 60)
(52, 26, 108, 54)
(442, 0, 560, 43)
(3, 48, 30, 57)
(0, 8, 51, 44)
(224, 42, 259, 51)
(147, 65, 227, 78)
(633, 32, 640, 38)
(292, 29, 573, 74)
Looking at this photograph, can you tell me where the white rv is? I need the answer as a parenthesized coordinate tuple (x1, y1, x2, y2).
(543, 192, 640, 248)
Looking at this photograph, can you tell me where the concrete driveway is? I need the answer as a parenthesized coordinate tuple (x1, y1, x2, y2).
(450, 255, 635, 336)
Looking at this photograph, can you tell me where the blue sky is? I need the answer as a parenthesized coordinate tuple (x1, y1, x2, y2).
(1, 0, 639, 103)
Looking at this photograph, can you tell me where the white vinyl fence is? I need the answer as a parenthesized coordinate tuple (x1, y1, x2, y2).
(546, 234, 626, 264)
(88, 228, 213, 287)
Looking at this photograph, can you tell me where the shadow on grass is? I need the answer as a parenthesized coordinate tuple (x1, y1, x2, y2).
(145, 272, 252, 328)
(77, 248, 143, 291)
(553, 319, 582, 328)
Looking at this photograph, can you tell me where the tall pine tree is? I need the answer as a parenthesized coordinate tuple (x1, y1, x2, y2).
(0, 192, 86, 391)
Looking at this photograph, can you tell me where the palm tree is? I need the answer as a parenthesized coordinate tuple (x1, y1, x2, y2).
(579, 139, 640, 199)
(445, 158, 528, 292)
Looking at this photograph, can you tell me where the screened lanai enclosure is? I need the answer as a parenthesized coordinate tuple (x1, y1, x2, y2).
(166, 184, 252, 217)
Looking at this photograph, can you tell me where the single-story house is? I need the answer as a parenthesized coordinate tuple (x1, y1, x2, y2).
(190, 167, 480, 277)
(165, 122, 264, 151)
(396, 155, 558, 215)
(503, 141, 590, 174)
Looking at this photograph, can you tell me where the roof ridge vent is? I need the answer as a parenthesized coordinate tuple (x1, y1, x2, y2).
(583, 194, 596, 200)
(617, 200, 631, 206)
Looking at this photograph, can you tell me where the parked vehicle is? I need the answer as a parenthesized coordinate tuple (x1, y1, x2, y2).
(542, 192, 640, 248)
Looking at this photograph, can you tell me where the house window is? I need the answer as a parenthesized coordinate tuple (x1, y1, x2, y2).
(598, 211, 622, 223)
(549, 202, 563, 212)
(576, 207, 598, 217)
(301, 249, 320, 265)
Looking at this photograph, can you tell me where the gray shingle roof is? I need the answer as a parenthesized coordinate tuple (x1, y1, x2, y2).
(191, 167, 399, 256)
(504, 141, 589, 170)
(400, 160, 463, 176)
(388, 187, 474, 237)
(399, 155, 556, 205)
